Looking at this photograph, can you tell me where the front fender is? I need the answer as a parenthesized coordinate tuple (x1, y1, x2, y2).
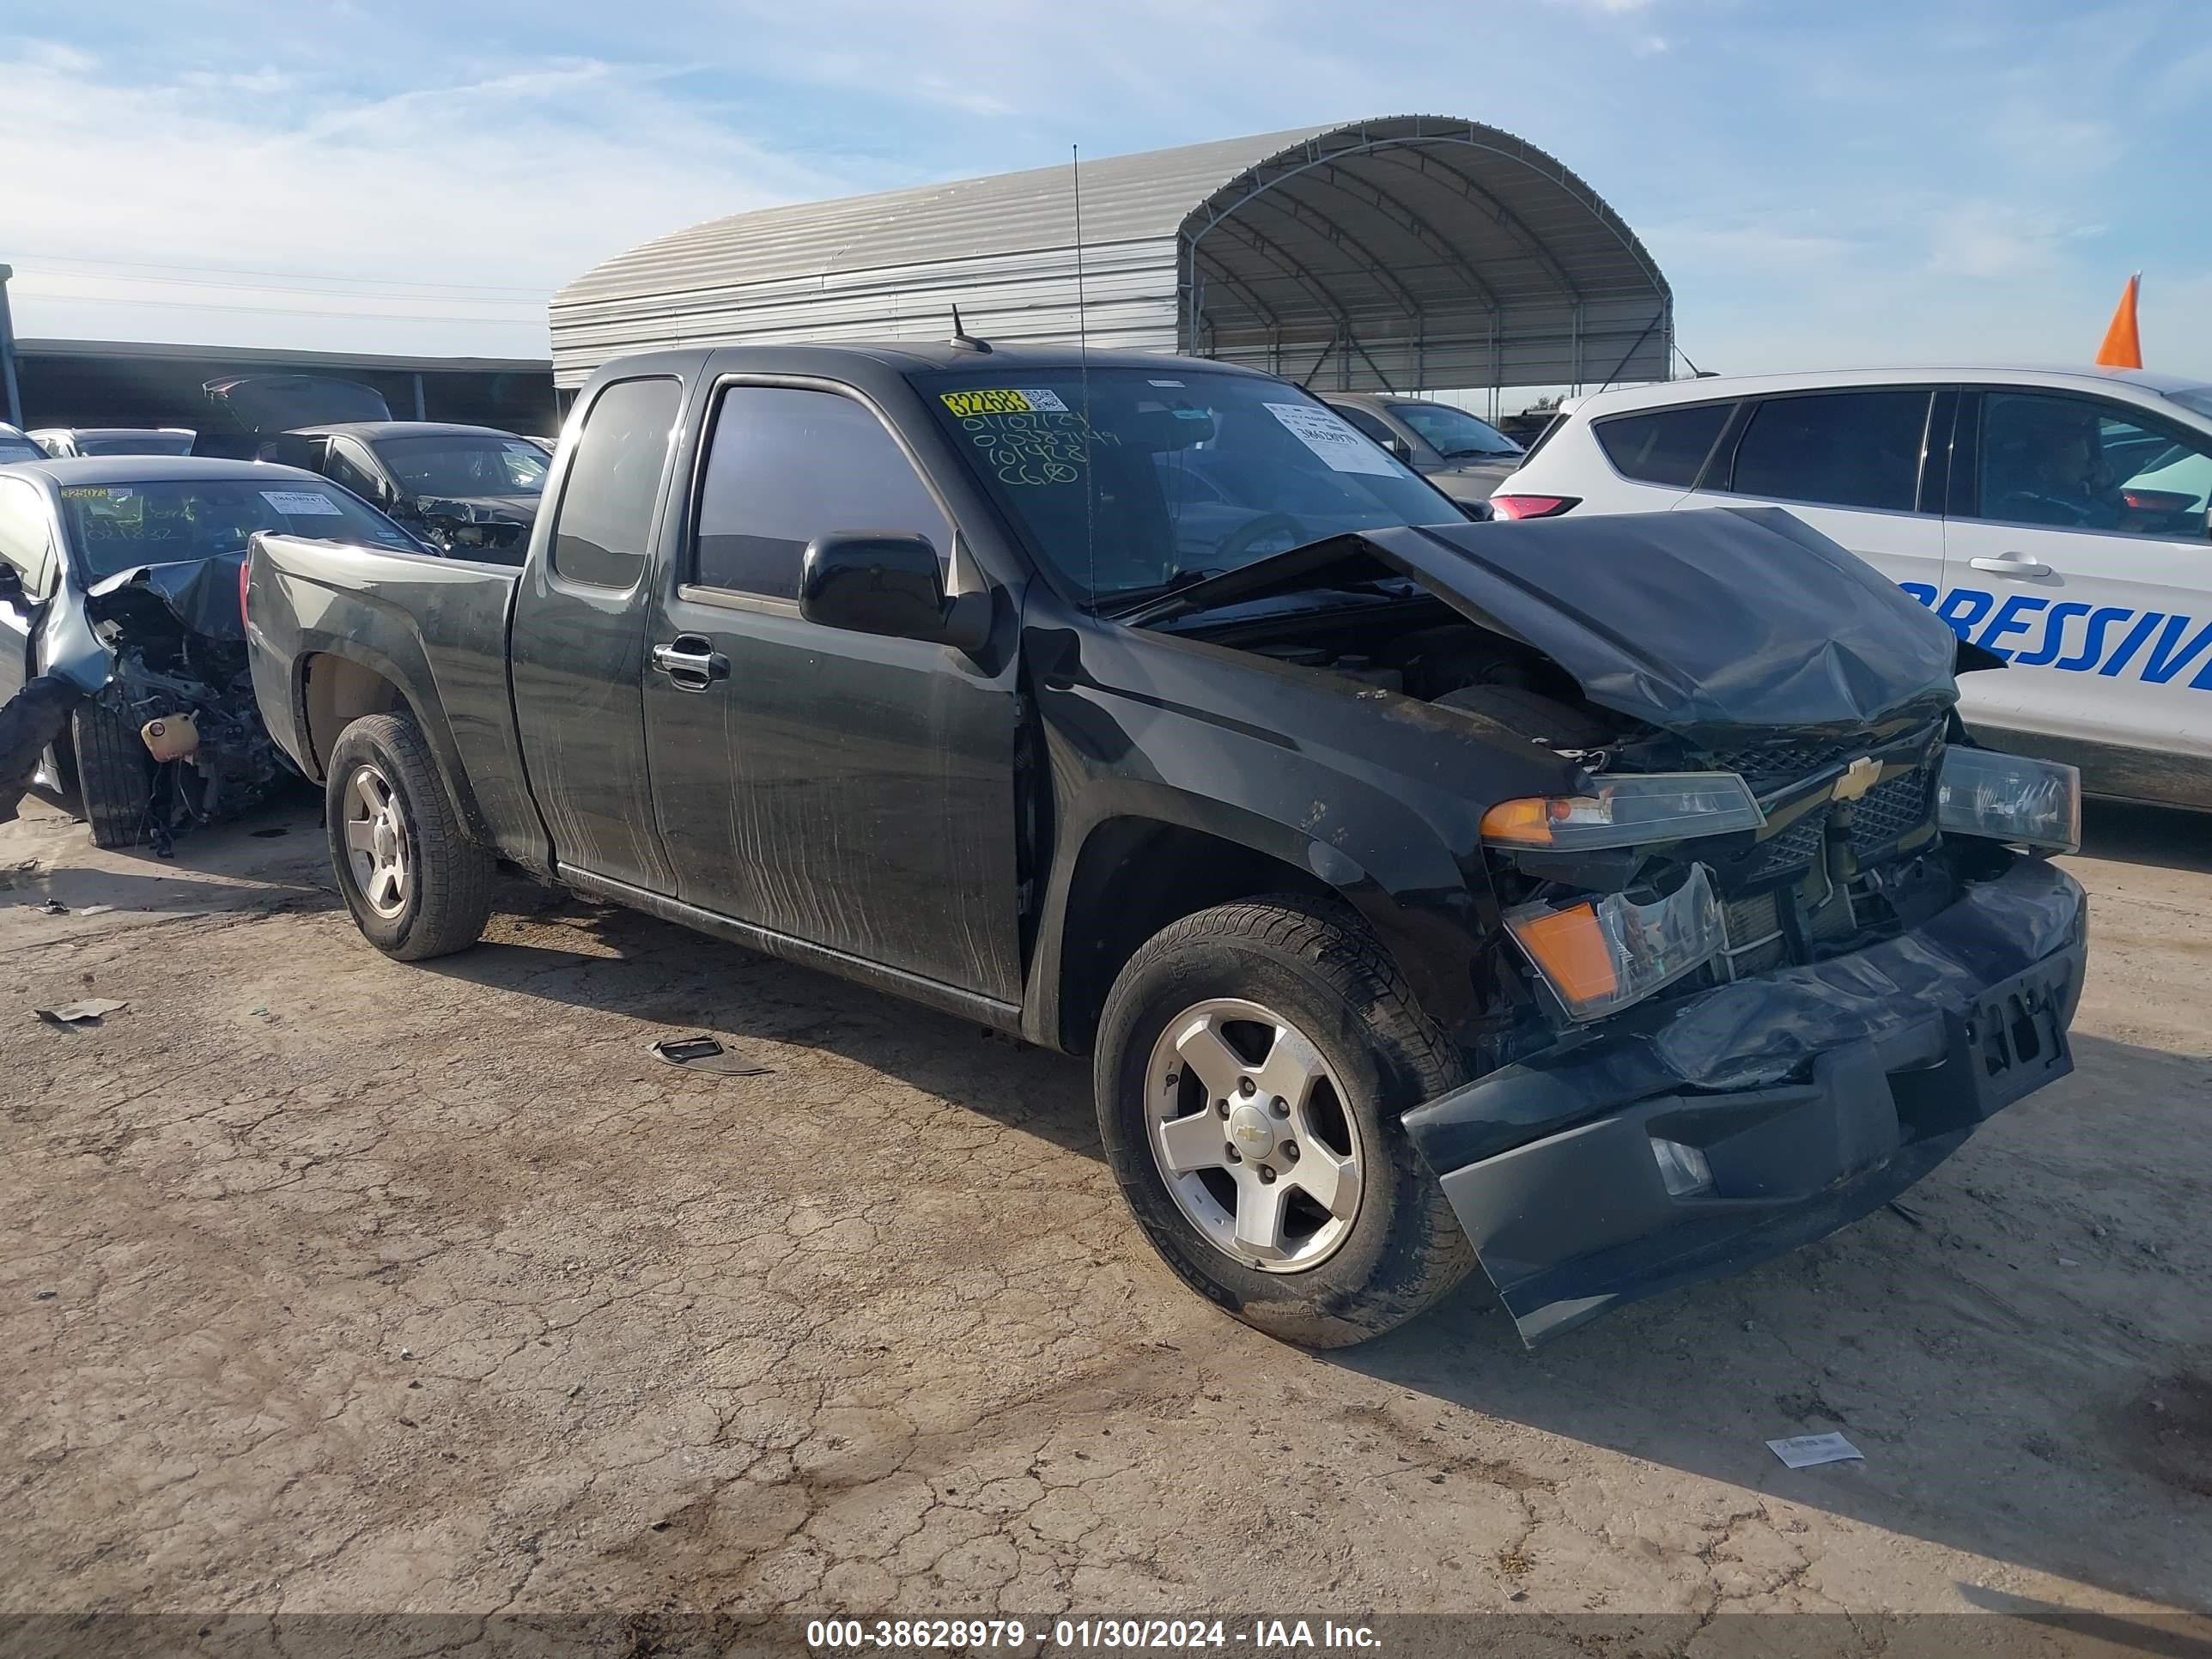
(1023, 614, 1583, 1045)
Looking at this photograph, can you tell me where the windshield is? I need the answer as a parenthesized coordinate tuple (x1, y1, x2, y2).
(374, 434, 550, 497)
(0, 438, 43, 465)
(1386, 402, 1522, 459)
(915, 368, 1457, 606)
(77, 433, 195, 458)
(2167, 386, 2212, 422)
(58, 477, 423, 580)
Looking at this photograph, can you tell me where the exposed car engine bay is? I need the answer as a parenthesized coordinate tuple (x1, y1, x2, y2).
(1175, 584, 2021, 1060)
(79, 574, 286, 848)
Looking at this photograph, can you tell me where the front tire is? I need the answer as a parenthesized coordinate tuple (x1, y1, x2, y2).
(325, 712, 493, 960)
(72, 702, 154, 849)
(1094, 896, 1473, 1348)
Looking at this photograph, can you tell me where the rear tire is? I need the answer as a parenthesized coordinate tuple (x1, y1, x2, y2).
(1094, 895, 1473, 1348)
(71, 702, 154, 849)
(325, 712, 493, 960)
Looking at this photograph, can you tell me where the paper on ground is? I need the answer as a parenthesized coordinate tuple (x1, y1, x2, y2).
(1766, 1431, 1863, 1468)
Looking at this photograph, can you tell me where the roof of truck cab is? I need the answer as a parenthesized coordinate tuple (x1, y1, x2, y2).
(8, 455, 325, 487)
(286, 422, 534, 441)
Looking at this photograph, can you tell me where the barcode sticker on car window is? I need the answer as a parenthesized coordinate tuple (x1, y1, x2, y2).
(939, 388, 1071, 417)
(261, 490, 346, 516)
(1264, 402, 1400, 476)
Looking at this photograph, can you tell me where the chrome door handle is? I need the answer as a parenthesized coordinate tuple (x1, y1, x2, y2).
(651, 636, 729, 690)
(1968, 554, 2051, 577)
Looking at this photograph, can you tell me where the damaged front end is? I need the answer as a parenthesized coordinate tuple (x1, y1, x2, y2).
(1141, 507, 2091, 1344)
(52, 556, 287, 845)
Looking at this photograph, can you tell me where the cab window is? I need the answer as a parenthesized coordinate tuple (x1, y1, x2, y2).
(691, 386, 951, 602)
(549, 376, 681, 590)
(1725, 390, 1930, 512)
(1972, 392, 2212, 542)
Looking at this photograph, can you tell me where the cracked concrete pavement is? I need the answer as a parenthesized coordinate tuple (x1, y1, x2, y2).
(1, 788, 2207, 1631)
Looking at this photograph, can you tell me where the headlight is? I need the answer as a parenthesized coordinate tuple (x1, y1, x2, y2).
(1936, 746, 2081, 853)
(1480, 773, 1765, 850)
(1504, 865, 1723, 1021)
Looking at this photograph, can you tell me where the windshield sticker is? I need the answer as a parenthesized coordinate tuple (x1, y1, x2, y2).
(1148, 379, 1184, 387)
(58, 486, 112, 500)
(261, 489, 346, 517)
(939, 388, 1071, 418)
(1264, 402, 1401, 477)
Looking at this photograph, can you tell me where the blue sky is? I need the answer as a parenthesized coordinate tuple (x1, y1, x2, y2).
(7, 0, 2207, 398)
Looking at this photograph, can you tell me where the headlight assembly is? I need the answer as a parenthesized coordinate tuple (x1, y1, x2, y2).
(1504, 864, 1724, 1021)
(1480, 773, 1765, 850)
(1936, 746, 2081, 854)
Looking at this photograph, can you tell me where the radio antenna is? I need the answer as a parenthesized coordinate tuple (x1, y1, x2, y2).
(1073, 143, 1097, 607)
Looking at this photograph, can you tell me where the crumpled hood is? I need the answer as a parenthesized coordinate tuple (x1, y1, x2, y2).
(1140, 507, 1970, 745)
(86, 553, 248, 642)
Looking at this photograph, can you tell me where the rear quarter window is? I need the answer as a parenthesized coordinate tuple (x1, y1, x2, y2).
(1593, 403, 1735, 487)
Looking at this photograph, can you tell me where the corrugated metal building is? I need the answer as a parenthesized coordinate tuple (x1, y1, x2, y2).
(551, 116, 1669, 397)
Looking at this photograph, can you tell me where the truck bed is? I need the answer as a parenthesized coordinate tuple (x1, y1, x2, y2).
(245, 534, 546, 867)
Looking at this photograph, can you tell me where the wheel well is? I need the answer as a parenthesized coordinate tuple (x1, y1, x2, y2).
(1056, 818, 1335, 1055)
(302, 654, 406, 779)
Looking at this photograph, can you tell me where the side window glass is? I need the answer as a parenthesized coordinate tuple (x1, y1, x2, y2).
(1595, 404, 1732, 488)
(1978, 392, 2212, 541)
(1330, 405, 1400, 447)
(0, 481, 55, 599)
(551, 377, 681, 590)
(1728, 391, 1929, 512)
(325, 440, 383, 504)
(693, 386, 952, 601)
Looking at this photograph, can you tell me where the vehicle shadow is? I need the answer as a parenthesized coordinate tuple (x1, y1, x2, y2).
(2073, 798, 2212, 877)
(1331, 1027, 2212, 1613)
(426, 881, 1103, 1163)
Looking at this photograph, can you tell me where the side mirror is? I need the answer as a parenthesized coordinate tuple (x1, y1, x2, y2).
(0, 565, 22, 605)
(799, 532, 991, 654)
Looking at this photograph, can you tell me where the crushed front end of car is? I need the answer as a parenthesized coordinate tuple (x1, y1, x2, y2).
(1135, 506, 2090, 1344)
(1408, 747, 2084, 1344)
(1387, 511, 2088, 1343)
(58, 556, 286, 844)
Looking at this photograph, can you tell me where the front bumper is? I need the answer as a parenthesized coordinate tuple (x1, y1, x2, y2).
(1405, 857, 2087, 1345)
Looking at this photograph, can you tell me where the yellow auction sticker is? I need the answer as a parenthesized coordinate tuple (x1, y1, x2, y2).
(58, 486, 112, 499)
(939, 388, 1070, 418)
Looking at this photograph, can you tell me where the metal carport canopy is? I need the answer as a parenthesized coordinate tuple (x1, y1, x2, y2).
(550, 115, 1671, 394)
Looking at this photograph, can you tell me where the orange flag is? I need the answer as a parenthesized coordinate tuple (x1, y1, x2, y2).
(2095, 272, 2142, 368)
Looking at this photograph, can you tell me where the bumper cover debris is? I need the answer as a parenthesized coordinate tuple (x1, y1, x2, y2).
(1404, 857, 2087, 1344)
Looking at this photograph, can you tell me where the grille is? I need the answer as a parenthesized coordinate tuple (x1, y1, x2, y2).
(1706, 738, 1868, 791)
(1845, 768, 1931, 850)
(1751, 809, 1829, 878)
(1718, 890, 1787, 979)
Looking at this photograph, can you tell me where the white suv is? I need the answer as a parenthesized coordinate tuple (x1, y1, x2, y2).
(1492, 366, 2212, 811)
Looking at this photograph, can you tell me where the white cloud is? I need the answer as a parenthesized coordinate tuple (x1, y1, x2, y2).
(0, 34, 858, 356)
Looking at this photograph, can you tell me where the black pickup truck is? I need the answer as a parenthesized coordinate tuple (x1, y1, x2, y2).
(244, 343, 2089, 1347)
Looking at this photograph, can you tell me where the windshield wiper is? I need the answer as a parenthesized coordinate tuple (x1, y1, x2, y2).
(1092, 567, 1229, 617)
(1441, 447, 1514, 461)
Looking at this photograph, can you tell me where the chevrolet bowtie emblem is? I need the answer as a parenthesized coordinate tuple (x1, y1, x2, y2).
(1831, 757, 1881, 802)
